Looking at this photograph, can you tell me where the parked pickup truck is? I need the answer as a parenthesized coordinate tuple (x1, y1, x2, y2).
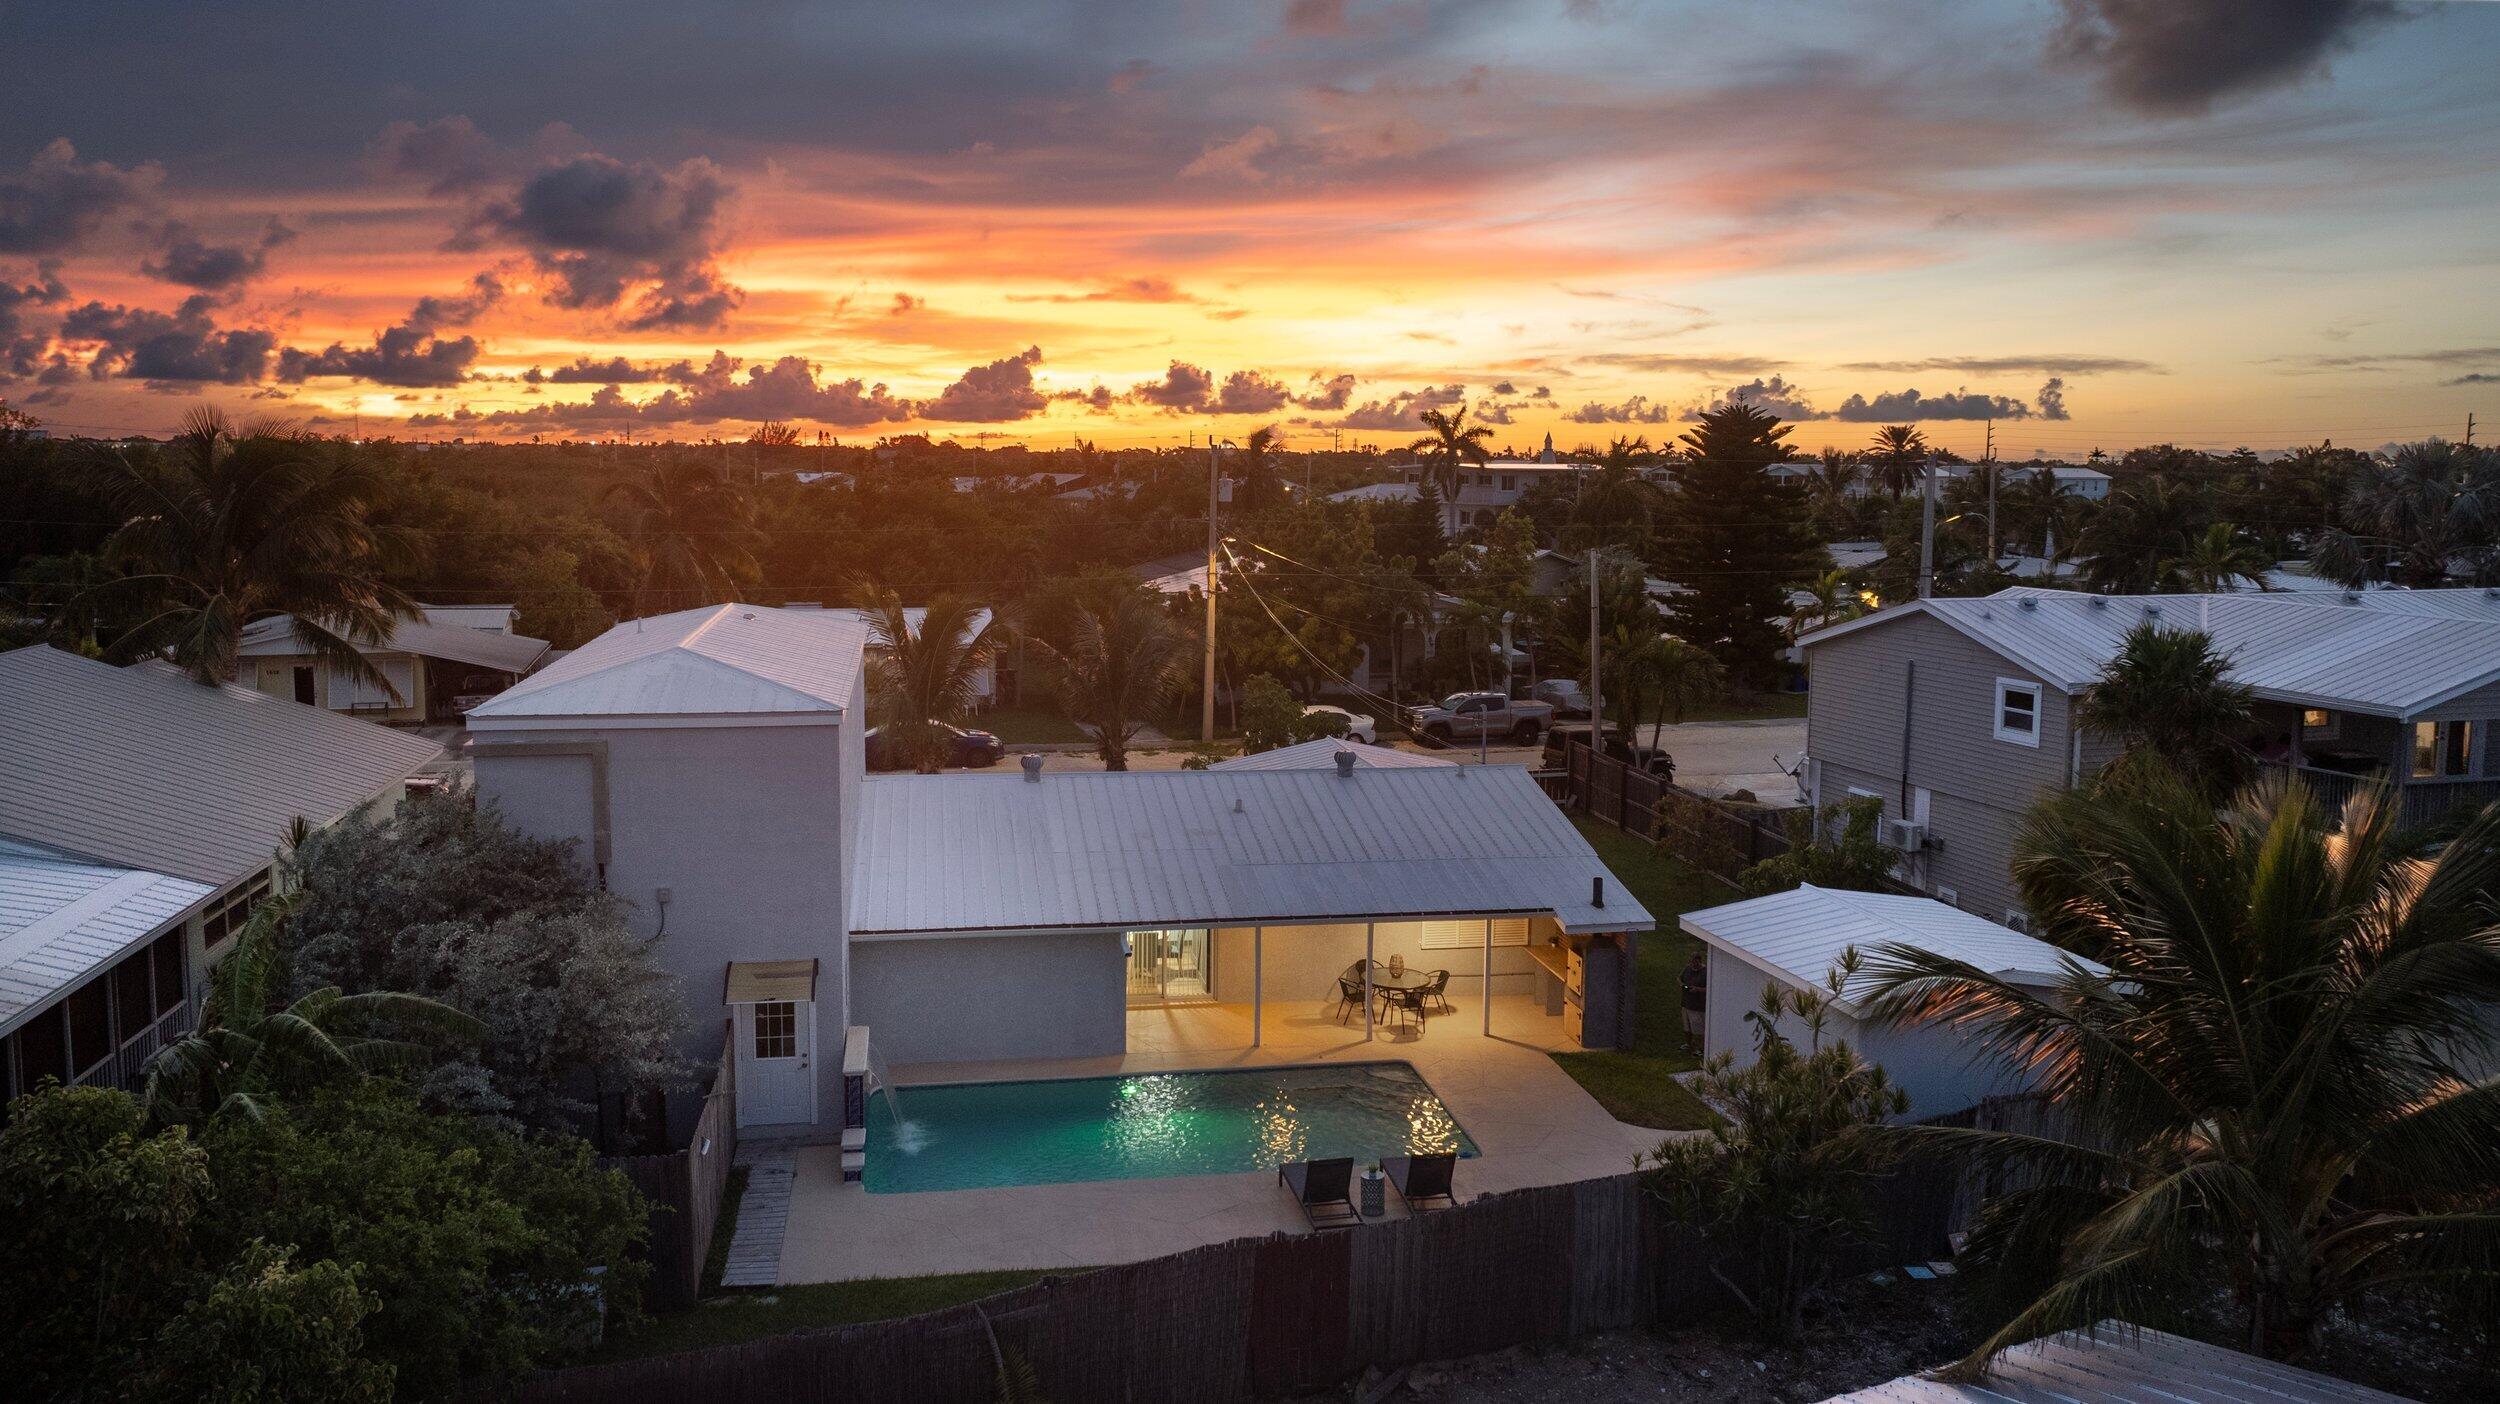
(1405, 691, 1554, 747)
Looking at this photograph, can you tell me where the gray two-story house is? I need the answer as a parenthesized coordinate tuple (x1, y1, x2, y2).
(1798, 587, 2500, 926)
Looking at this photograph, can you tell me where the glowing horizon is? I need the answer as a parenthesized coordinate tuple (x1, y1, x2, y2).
(4, 2, 2496, 457)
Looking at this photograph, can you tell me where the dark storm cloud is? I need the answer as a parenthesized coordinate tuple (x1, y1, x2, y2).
(1825, 380, 2067, 422)
(141, 219, 294, 292)
(366, 116, 505, 196)
(1123, 361, 1296, 415)
(1297, 373, 1357, 411)
(417, 351, 944, 431)
(59, 293, 275, 384)
(1331, 383, 1466, 430)
(1131, 361, 1214, 410)
(0, 140, 162, 255)
(1838, 354, 2156, 375)
(277, 275, 502, 387)
(0, 263, 70, 378)
(922, 346, 1049, 422)
(524, 355, 690, 385)
(2053, 1, 2404, 115)
(464, 153, 741, 330)
(1566, 394, 1677, 425)
(1683, 376, 1821, 422)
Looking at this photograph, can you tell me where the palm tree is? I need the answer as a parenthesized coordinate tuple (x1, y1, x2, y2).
(87, 408, 418, 691)
(2311, 439, 2500, 588)
(1785, 568, 1862, 642)
(2074, 622, 2256, 796)
(1406, 405, 1495, 499)
(1562, 437, 1664, 553)
(1861, 770, 2500, 1370)
(2078, 476, 2208, 593)
(142, 899, 480, 1128)
(1229, 426, 1283, 512)
(858, 588, 999, 773)
(2163, 521, 2271, 592)
(1999, 467, 2068, 558)
(605, 459, 761, 613)
(1867, 424, 1928, 500)
(1028, 592, 1188, 771)
(1649, 634, 1727, 726)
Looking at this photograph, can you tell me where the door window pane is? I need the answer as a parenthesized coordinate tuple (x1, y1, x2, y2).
(2445, 721, 2473, 777)
(2414, 722, 2441, 778)
(752, 1001, 797, 1059)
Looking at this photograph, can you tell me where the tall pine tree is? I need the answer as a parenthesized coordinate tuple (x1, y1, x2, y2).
(1658, 402, 1816, 688)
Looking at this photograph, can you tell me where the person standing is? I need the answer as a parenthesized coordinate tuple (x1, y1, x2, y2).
(1679, 951, 1708, 1054)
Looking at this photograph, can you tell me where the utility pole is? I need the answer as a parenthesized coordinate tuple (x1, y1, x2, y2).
(1918, 453, 1939, 600)
(1202, 440, 1222, 743)
(1982, 420, 1997, 563)
(2468, 412, 2477, 447)
(1586, 547, 1602, 755)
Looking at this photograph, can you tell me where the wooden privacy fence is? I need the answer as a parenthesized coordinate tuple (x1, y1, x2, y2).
(598, 1037, 737, 1312)
(1557, 738, 1791, 884)
(496, 1159, 1964, 1404)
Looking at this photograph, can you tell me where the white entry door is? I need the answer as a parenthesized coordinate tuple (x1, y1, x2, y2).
(734, 998, 816, 1128)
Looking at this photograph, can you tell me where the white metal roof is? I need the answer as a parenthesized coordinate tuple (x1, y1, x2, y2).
(238, 612, 550, 674)
(0, 838, 215, 1037)
(1210, 740, 1455, 772)
(1800, 587, 2500, 718)
(1681, 884, 2096, 1012)
(1819, 1322, 2411, 1404)
(849, 765, 1652, 936)
(467, 604, 868, 723)
(794, 605, 995, 646)
(0, 647, 442, 885)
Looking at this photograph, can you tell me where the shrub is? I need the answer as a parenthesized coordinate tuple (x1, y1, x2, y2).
(1736, 793, 1893, 896)
(1239, 673, 1346, 754)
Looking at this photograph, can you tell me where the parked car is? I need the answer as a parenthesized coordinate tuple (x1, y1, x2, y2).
(1541, 723, 1671, 779)
(864, 721, 1005, 772)
(1404, 692, 1554, 747)
(1529, 679, 1592, 720)
(1302, 704, 1375, 744)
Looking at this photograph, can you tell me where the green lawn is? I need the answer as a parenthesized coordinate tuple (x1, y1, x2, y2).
(1666, 689, 1808, 724)
(1550, 814, 1725, 1133)
(980, 707, 1089, 744)
(593, 1269, 1074, 1363)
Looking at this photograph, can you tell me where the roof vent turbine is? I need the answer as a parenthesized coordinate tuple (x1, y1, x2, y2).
(1334, 750, 1357, 778)
(1019, 754, 1043, 783)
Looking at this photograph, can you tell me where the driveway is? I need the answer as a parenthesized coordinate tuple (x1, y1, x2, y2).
(1638, 717, 1806, 806)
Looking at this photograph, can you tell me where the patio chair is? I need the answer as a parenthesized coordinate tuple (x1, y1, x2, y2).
(1382, 1152, 1458, 1212)
(1378, 985, 1426, 1033)
(1332, 974, 1370, 1024)
(1420, 969, 1453, 1014)
(1278, 1156, 1362, 1230)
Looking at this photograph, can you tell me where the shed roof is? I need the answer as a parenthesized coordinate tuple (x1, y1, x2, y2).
(849, 765, 1651, 936)
(1819, 1322, 2411, 1404)
(1800, 587, 2500, 718)
(1210, 739, 1455, 772)
(0, 838, 216, 1037)
(1680, 884, 2096, 1012)
(467, 604, 868, 723)
(238, 612, 550, 674)
(0, 647, 441, 885)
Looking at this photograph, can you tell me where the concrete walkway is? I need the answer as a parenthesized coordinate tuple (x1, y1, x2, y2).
(719, 1147, 795, 1288)
(773, 995, 1690, 1285)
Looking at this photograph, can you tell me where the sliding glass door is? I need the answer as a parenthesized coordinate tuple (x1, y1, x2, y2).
(1125, 928, 1213, 1006)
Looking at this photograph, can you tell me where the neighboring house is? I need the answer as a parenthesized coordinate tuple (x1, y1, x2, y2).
(795, 604, 999, 710)
(1680, 884, 2098, 1120)
(1329, 458, 1599, 532)
(239, 609, 551, 722)
(1799, 587, 2500, 923)
(470, 604, 1651, 1147)
(0, 646, 440, 1104)
(1209, 739, 1453, 772)
(1821, 1323, 2407, 1404)
(1774, 463, 2111, 501)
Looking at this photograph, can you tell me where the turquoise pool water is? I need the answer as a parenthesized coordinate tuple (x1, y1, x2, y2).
(864, 1062, 1477, 1194)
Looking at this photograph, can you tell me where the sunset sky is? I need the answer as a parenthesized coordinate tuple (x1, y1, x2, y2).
(4, 1, 2497, 456)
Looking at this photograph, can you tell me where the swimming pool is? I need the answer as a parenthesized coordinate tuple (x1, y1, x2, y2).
(864, 1061, 1477, 1194)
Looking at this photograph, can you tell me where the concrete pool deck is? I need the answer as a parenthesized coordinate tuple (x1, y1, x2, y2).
(772, 993, 1687, 1285)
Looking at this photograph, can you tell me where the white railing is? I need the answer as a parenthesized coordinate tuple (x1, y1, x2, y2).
(70, 1002, 195, 1093)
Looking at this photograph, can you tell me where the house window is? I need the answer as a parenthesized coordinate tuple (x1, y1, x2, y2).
(2301, 707, 2338, 742)
(201, 870, 272, 950)
(752, 1001, 798, 1060)
(1499, 474, 1516, 491)
(2411, 721, 2476, 778)
(2448, 722, 2475, 777)
(1418, 919, 1530, 950)
(1994, 679, 2042, 746)
(1933, 885, 1960, 908)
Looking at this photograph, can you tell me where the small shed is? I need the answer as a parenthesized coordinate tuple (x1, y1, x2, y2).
(1818, 1321, 2412, 1404)
(1679, 884, 2097, 1120)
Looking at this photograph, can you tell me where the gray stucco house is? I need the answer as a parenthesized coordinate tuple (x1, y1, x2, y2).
(1799, 586, 2500, 925)
(469, 604, 1653, 1155)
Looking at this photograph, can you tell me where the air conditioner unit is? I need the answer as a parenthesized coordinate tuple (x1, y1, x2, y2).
(1882, 819, 1928, 852)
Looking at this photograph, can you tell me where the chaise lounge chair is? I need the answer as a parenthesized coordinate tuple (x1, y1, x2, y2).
(1381, 1152, 1458, 1212)
(1278, 1156, 1363, 1230)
